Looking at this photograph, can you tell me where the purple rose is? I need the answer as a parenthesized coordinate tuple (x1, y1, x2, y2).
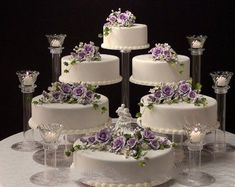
(151, 47, 162, 57)
(154, 90, 162, 98)
(61, 83, 72, 94)
(52, 91, 61, 100)
(73, 85, 87, 97)
(158, 137, 170, 145)
(112, 136, 126, 152)
(149, 139, 160, 150)
(87, 136, 96, 144)
(162, 85, 174, 97)
(143, 129, 155, 140)
(84, 43, 95, 55)
(108, 15, 117, 23)
(96, 128, 111, 143)
(85, 90, 94, 100)
(118, 13, 128, 22)
(188, 90, 197, 100)
(78, 51, 86, 61)
(80, 136, 88, 143)
(127, 138, 137, 149)
(178, 83, 191, 96)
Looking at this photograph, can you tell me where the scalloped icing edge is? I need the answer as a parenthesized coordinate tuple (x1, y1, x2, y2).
(137, 118, 220, 135)
(59, 76, 122, 86)
(29, 118, 112, 135)
(79, 176, 172, 187)
(101, 43, 150, 51)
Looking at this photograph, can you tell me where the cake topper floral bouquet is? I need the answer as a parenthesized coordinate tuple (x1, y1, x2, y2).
(66, 104, 173, 166)
(33, 82, 106, 113)
(64, 41, 101, 73)
(100, 8, 136, 37)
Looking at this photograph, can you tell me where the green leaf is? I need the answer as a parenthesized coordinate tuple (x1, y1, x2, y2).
(194, 83, 202, 91)
(101, 106, 107, 114)
(71, 60, 77, 65)
(147, 103, 153, 110)
(64, 69, 69, 73)
(124, 134, 132, 140)
(32, 100, 39, 105)
(138, 161, 146, 167)
(136, 112, 142, 118)
(93, 103, 99, 110)
(138, 102, 144, 107)
(65, 151, 71, 157)
(63, 61, 69, 66)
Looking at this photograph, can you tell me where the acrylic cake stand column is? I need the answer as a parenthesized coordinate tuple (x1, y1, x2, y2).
(46, 34, 66, 82)
(186, 35, 207, 88)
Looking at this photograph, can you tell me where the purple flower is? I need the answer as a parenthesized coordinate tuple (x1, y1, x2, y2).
(87, 136, 96, 144)
(158, 137, 170, 145)
(143, 129, 155, 140)
(85, 90, 94, 100)
(148, 95, 156, 102)
(61, 83, 72, 94)
(42, 91, 49, 99)
(188, 90, 197, 100)
(118, 13, 128, 23)
(80, 136, 88, 143)
(127, 138, 137, 149)
(73, 86, 87, 97)
(107, 15, 117, 23)
(112, 136, 126, 152)
(162, 85, 174, 97)
(154, 90, 162, 98)
(84, 43, 95, 55)
(178, 83, 191, 96)
(52, 91, 61, 100)
(151, 47, 162, 57)
(149, 139, 160, 150)
(96, 128, 111, 143)
(78, 51, 86, 61)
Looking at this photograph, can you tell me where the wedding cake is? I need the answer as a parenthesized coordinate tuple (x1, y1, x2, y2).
(59, 42, 122, 85)
(67, 105, 174, 186)
(101, 9, 149, 50)
(29, 82, 110, 134)
(135, 44, 218, 134)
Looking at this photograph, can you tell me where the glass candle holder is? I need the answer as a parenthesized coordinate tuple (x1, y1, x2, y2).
(209, 71, 234, 152)
(46, 34, 66, 82)
(12, 70, 42, 152)
(30, 123, 70, 186)
(176, 123, 215, 186)
(120, 50, 131, 108)
(186, 35, 207, 89)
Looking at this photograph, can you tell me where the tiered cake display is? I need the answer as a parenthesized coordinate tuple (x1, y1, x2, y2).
(17, 8, 233, 187)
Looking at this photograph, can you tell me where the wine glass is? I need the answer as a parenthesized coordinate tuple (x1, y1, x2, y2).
(30, 123, 70, 186)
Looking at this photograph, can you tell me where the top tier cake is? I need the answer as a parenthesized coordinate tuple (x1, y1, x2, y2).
(101, 9, 149, 50)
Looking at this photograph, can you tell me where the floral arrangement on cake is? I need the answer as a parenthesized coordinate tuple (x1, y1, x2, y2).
(149, 43, 178, 64)
(66, 104, 173, 166)
(63, 41, 101, 73)
(33, 82, 107, 113)
(136, 80, 207, 117)
(100, 8, 136, 37)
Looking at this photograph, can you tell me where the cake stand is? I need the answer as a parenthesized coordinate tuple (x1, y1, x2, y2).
(101, 44, 149, 108)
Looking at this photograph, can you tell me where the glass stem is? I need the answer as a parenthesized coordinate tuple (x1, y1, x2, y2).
(22, 92, 33, 141)
(51, 53, 61, 82)
(192, 55, 201, 88)
(188, 147, 201, 177)
(54, 148, 57, 168)
(216, 93, 226, 145)
(121, 50, 130, 108)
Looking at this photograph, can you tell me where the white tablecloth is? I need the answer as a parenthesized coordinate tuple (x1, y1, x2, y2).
(1, 131, 235, 187)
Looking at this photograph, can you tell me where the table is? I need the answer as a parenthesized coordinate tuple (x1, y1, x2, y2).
(1, 131, 235, 187)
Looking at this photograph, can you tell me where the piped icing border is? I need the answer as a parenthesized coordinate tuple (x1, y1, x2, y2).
(101, 43, 150, 51)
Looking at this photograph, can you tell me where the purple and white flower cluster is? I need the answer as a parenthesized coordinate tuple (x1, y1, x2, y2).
(102, 9, 136, 36)
(105, 8, 136, 27)
(35, 82, 100, 105)
(71, 41, 101, 62)
(71, 126, 172, 160)
(147, 80, 207, 106)
(149, 43, 178, 63)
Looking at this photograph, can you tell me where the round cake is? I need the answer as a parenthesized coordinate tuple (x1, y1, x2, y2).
(29, 95, 110, 134)
(139, 95, 217, 134)
(59, 54, 122, 85)
(130, 54, 190, 86)
(73, 148, 173, 186)
(101, 24, 149, 50)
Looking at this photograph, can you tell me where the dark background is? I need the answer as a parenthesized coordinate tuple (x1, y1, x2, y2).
(1, 0, 235, 140)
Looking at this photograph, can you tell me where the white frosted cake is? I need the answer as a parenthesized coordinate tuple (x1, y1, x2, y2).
(139, 95, 217, 134)
(130, 54, 190, 86)
(101, 9, 149, 50)
(67, 105, 174, 186)
(60, 54, 122, 85)
(138, 81, 218, 134)
(29, 82, 110, 134)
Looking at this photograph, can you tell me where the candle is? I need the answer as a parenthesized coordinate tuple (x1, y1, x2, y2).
(51, 39, 61, 47)
(23, 73, 34, 86)
(190, 127, 203, 143)
(44, 131, 57, 143)
(216, 76, 227, 86)
(192, 40, 202, 48)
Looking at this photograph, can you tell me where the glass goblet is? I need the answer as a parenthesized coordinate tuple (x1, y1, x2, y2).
(30, 123, 68, 186)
